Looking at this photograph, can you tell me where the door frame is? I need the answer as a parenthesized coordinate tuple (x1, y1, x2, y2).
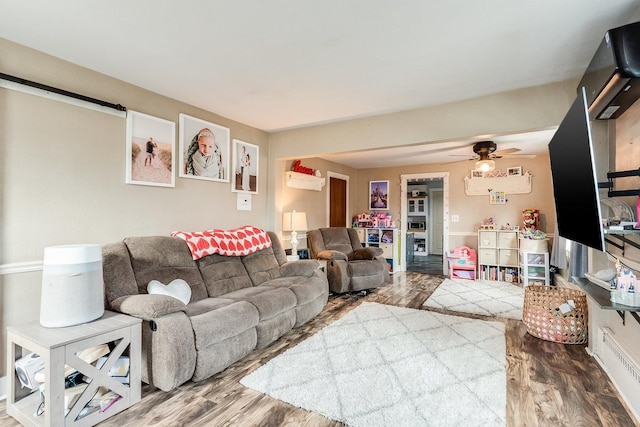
(326, 171, 350, 227)
(399, 172, 449, 274)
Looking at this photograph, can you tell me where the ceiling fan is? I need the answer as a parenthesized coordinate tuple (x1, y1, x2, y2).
(444, 141, 535, 171)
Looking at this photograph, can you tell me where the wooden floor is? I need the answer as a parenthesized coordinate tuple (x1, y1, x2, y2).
(2, 272, 638, 426)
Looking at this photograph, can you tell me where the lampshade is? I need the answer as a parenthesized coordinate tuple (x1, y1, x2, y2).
(475, 159, 495, 172)
(40, 244, 104, 328)
(282, 211, 308, 231)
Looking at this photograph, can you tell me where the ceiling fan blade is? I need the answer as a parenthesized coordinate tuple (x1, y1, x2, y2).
(502, 153, 537, 159)
(491, 148, 520, 157)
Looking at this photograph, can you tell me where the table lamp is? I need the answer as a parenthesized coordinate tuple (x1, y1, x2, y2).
(40, 244, 104, 328)
(283, 210, 308, 256)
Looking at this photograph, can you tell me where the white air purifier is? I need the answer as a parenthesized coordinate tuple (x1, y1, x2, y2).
(40, 244, 104, 328)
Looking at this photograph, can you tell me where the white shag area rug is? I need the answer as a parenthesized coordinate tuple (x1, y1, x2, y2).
(423, 279, 524, 320)
(240, 302, 506, 427)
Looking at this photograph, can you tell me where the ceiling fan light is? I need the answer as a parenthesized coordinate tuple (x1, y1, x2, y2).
(475, 159, 495, 172)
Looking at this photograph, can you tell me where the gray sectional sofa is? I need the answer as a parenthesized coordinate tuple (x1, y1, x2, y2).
(101, 231, 328, 391)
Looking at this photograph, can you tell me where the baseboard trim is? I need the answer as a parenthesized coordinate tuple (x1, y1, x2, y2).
(0, 376, 6, 401)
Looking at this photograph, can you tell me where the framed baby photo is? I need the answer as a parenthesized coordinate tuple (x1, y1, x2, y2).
(125, 110, 176, 187)
(471, 169, 484, 178)
(369, 180, 389, 210)
(179, 113, 230, 182)
(231, 139, 259, 194)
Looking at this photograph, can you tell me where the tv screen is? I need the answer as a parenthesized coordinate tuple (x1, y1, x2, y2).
(548, 86, 605, 252)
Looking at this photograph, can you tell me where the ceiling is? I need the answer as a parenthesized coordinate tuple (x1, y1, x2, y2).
(1, 1, 639, 168)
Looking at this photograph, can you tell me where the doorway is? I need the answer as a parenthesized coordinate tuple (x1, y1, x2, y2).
(400, 173, 448, 274)
(326, 171, 350, 227)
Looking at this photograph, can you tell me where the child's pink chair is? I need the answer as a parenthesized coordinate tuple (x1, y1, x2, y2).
(446, 246, 477, 280)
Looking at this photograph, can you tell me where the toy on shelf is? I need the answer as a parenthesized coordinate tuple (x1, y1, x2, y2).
(354, 211, 396, 228)
(522, 209, 540, 230)
(610, 261, 640, 307)
(480, 217, 496, 230)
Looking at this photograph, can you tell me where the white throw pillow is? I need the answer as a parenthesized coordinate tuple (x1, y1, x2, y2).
(147, 279, 191, 305)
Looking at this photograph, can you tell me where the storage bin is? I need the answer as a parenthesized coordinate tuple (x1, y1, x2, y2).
(522, 285, 588, 344)
(519, 238, 548, 253)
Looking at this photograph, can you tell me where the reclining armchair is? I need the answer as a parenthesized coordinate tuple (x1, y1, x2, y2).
(307, 227, 388, 294)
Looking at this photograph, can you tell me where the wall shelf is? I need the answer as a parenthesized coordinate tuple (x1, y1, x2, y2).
(285, 171, 326, 191)
(464, 172, 532, 195)
(573, 277, 640, 326)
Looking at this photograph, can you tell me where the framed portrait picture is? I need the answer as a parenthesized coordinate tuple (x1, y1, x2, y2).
(507, 166, 522, 176)
(125, 110, 175, 187)
(231, 139, 259, 194)
(179, 113, 230, 182)
(369, 180, 389, 210)
(471, 170, 484, 178)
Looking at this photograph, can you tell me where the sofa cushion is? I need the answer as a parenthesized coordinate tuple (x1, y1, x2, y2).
(124, 236, 208, 302)
(102, 241, 139, 308)
(242, 247, 282, 286)
(189, 301, 259, 350)
(223, 286, 296, 321)
(263, 276, 328, 306)
(347, 259, 386, 277)
(318, 227, 363, 253)
(183, 297, 236, 317)
(197, 253, 253, 297)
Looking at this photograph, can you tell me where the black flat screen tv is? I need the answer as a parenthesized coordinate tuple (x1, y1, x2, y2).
(548, 86, 605, 252)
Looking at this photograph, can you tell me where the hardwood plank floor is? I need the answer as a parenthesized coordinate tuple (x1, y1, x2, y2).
(2, 272, 638, 426)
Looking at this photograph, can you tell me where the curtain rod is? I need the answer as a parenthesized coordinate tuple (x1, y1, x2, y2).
(0, 72, 127, 117)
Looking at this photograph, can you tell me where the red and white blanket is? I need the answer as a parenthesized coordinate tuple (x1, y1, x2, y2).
(171, 226, 272, 260)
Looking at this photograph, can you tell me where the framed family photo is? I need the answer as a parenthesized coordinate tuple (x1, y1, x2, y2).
(369, 180, 389, 210)
(179, 113, 230, 182)
(507, 166, 522, 176)
(231, 139, 259, 194)
(125, 110, 175, 187)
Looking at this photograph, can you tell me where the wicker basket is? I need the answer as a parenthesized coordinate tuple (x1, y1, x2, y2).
(522, 285, 588, 344)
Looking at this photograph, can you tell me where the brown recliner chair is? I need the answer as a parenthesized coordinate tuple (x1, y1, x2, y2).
(307, 227, 388, 294)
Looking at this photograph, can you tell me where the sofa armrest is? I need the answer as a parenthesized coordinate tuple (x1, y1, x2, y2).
(316, 250, 348, 261)
(110, 294, 187, 321)
(280, 259, 318, 277)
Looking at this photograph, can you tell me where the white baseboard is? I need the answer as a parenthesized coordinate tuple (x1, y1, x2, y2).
(0, 375, 6, 401)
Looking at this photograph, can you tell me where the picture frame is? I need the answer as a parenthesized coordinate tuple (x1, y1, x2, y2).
(231, 139, 259, 194)
(369, 180, 389, 210)
(125, 110, 175, 187)
(513, 225, 520, 231)
(489, 190, 506, 205)
(179, 113, 230, 182)
(507, 166, 522, 176)
(471, 170, 484, 178)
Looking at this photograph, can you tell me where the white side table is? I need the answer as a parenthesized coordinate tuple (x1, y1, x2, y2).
(6, 311, 141, 426)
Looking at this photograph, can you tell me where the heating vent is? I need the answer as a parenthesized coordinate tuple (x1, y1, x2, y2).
(597, 327, 640, 420)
